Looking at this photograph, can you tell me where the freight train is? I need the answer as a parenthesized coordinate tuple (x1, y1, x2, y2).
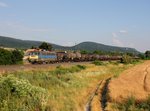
(24, 49, 122, 64)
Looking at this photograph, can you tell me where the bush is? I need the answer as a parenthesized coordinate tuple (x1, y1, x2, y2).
(76, 65, 86, 70)
(0, 75, 49, 111)
(54, 65, 86, 75)
(120, 55, 133, 64)
(137, 96, 150, 110)
(92, 60, 103, 66)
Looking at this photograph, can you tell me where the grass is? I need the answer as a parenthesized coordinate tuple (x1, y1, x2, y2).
(109, 96, 150, 111)
(0, 62, 135, 111)
(92, 60, 104, 66)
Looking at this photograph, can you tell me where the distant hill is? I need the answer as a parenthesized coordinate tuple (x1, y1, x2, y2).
(0, 36, 63, 49)
(0, 36, 140, 54)
(71, 42, 139, 53)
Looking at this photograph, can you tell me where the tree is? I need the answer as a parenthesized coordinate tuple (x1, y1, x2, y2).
(11, 50, 23, 64)
(31, 46, 37, 49)
(0, 48, 23, 65)
(93, 50, 103, 55)
(39, 42, 52, 51)
(80, 50, 88, 54)
(0, 48, 13, 65)
(126, 52, 134, 57)
(138, 53, 146, 59)
(145, 51, 150, 58)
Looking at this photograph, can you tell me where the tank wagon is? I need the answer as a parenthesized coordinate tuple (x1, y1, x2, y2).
(25, 49, 122, 64)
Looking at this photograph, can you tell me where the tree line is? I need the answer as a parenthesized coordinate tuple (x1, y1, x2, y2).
(0, 48, 23, 65)
(138, 50, 150, 59)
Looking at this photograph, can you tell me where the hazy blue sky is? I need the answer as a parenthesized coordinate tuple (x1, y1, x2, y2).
(0, 0, 150, 52)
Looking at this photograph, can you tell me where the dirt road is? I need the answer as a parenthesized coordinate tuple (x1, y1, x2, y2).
(108, 60, 150, 102)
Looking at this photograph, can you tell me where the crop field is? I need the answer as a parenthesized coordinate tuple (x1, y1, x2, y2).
(0, 61, 141, 111)
(108, 60, 150, 111)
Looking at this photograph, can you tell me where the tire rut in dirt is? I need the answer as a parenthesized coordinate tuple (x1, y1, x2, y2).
(101, 78, 111, 111)
(85, 80, 103, 111)
(143, 66, 150, 92)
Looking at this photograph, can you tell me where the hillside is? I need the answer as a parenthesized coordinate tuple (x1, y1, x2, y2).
(0, 36, 57, 49)
(71, 42, 139, 53)
(0, 36, 139, 53)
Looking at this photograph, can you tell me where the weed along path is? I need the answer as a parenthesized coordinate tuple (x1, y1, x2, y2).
(108, 60, 150, 103)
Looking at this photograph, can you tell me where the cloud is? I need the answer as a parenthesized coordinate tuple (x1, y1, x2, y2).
(119, 30, 128, 34)
(112, 32, 124, 47)
(112, 32, 117, 38)
(0, 2, 8, 7)
(111, 29, 128, 46)
(112, 37, 124, 47)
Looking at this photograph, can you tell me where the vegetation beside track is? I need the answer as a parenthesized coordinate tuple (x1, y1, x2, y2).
(0, 48, 23, 65)
(0, 62, 139, 111)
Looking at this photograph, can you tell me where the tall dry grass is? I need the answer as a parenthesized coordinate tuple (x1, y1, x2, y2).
(109, 61, 150, 102)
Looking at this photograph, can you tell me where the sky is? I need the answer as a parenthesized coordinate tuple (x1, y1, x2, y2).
(0, 0, 150, 52)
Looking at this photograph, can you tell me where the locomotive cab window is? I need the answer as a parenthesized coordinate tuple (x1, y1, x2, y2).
(30, 52, 39, 55)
